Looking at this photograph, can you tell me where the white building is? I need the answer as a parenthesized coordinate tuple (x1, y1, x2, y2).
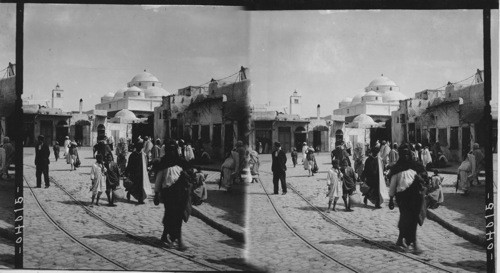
(333, 75, 407, 123)
(95, 70, 170, 118)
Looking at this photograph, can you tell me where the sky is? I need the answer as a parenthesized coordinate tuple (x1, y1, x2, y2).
(249, 10, 499, 117)
(21, 5, 249, 111)
(0, 6, 497, 116)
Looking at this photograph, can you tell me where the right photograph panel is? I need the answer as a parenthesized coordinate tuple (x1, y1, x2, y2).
(246, 10, 497, 272)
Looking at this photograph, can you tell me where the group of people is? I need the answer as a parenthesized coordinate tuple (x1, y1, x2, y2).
(269, 138, 480, 255)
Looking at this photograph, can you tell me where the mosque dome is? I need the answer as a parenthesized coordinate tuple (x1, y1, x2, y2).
(145, 86, 170, 98)
(364, 91, 379, 97)
(131, 71, 159, 83)
(368, 75, 397, 88)
(101, 92, 115, 103)
(114, 109, 137, 120)
(382, 91, 407, 102)
(125, 86, 144, 98)
(339, 97, 353, 108)
(352, 114, 376, 124)
(362, 91, 383, 103)
(350, 92, 366, 105)
(113, 88, 127, 100)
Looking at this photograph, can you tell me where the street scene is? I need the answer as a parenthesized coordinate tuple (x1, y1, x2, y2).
(246, 152, 492, 272)
(0, 4, 498, 273)
(246, 9, 497, 273)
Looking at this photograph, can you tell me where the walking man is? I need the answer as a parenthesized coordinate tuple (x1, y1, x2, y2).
(35, 135, 51, 188)
(271, 142, 287, 195)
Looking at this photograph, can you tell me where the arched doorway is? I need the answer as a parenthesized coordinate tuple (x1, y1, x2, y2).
(335, 129, 344, 146)
(75, 120, 91, 146)
(294, 126, 307, 151)
(56, 120, 69, 146)
(313, 125, 329, 152)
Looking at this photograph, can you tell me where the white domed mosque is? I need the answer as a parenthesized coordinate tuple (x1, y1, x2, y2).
(95, 70, 170, 118)
(333, 74, 407, 123)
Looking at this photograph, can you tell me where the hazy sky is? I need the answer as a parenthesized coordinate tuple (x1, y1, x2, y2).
(22, 5, 249, 111)
(0, 4, 16, 76)
(250, 10, 499, 117)
(0, 6, 497, 116)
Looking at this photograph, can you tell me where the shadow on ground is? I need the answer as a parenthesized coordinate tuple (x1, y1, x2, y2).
(205, 258, 263, 272)
(440, 260, 487, 272)
(205, 189, 245, 227)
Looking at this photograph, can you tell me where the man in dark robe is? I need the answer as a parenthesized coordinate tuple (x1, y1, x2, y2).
(271, 142, 287, 195)
(35, 135, 51, 188)
(125, 141, 146, 204)
(154, 141, 192, 251)
(362, 147, 382, 208)
(388, 144, 428, 254)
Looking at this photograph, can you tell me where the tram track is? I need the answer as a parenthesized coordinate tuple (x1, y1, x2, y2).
(24, 175, 129, 271)
(258, 170, 453, 273)
(257, 176, 360, 273)
(24, 164, 223, 271)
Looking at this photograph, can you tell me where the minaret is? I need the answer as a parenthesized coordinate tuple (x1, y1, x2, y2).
(289, 90, 302, 117)
(51, 83, 64, 110)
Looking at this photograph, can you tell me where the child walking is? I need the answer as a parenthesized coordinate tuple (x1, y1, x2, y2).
(53, 141, 60, 162)
(291, 148, 298, 167)
(90, 154, 107, 207)
(326, 159, 343, 212)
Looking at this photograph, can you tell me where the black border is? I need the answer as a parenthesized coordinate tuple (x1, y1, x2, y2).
(11, 1, 497, 272)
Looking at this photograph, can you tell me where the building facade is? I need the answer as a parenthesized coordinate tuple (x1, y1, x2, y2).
(392, 70, 489, 162)
(333, 75, 407, 123)
(155, 67, 251, 160)
(95, 71, 170, 118)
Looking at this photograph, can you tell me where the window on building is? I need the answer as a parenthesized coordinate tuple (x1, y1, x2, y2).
(152, 83, 155, 87)
(138, 92, 140, 96)
(213, 124, 222, 146)
(390, 87, 392, 91)
(192, 125, 199, 140)
(416, 128, 421, 143)
(201, 125, 210, 143)
(109, 104, 111, 109)
(347, 109, 349, 114)
(438, 128, 448, 146)
(294, 99, 299, 104)
(139, 83, 141, 86)
(56, 93, 61, 98)
(430, 128, 436, 143)
(159, 112, 162, 120)
(409, 123, 416, 142)
(450, 127, 459, 149)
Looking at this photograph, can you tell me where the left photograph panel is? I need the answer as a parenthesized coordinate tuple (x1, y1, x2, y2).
(0, 2, 17, 269)
(20, 4, 255, 271)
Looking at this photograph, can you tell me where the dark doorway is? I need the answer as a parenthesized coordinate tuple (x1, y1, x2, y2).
(225, 123, 234, 153)
(56, 120, 69, 146)
(40, 120, 54, 146)
(75, 120, 91, 146)
(294, 127, 307, 151)
(278, 127, 291, 153)
(132, 123, 154, 143)
(370, 127, 390, 148)
(462, 126, 471, 158)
